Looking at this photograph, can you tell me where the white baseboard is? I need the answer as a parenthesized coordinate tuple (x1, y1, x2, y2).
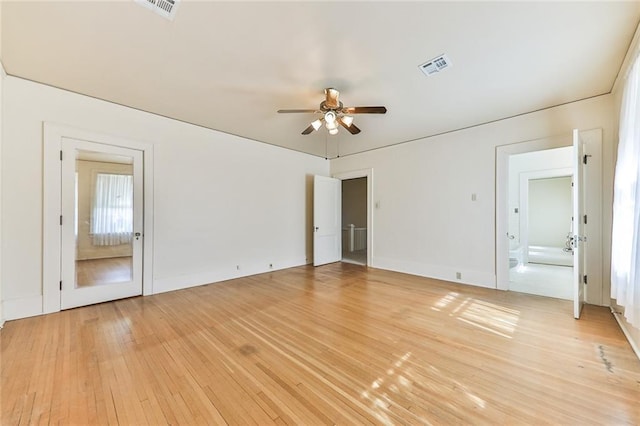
(373, 256, 496, 289)
(2, 295, 44, 321)
(153, 258, 308, 294)
(611, 307, 640, 361)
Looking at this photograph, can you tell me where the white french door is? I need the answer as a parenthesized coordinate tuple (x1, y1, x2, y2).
(313, 175, 341, 266)
(60, 137, 144, 309)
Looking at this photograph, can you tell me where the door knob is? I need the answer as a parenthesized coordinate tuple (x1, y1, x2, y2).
(134, 232, 142, 240)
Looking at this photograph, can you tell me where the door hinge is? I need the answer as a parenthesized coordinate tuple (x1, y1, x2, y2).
(60, 150, 63, 161)
(59, 281, 62, 290)
(60, 215, 63, 226)
(583, 275, 588, 285)
(584, 214, 587, 225)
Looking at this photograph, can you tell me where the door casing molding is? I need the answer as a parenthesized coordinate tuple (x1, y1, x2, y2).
(43, 123, 154, 313)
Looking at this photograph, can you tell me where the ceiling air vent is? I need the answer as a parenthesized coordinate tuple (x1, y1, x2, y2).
(134, 0, 180, 21)
(419, 54, 452, 76)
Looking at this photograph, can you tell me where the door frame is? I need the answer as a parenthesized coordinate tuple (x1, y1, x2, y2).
(333, 168, 374, 267)
(43, 123, 154, 314)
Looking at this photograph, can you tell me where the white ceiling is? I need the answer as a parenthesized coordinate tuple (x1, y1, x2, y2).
(2, 1, 639, 158)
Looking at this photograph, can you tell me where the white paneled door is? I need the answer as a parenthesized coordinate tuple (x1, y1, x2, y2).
(313, 175, 341, 266)
(60, 138, 144, 309)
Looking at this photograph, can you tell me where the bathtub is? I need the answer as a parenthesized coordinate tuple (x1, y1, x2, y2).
(528, 245, 573, 267)
(509, 246, 523, 269)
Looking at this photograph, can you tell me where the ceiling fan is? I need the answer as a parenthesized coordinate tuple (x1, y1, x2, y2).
(278, 88, 387, 136)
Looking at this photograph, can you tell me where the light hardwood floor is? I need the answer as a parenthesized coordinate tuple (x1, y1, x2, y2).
(76, 257, 133, 287)
(2, 263, 639, 425)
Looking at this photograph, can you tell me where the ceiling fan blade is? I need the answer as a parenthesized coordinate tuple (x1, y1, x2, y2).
(325, 88, 340, 109)
(342, 106, 387, 114)
(277, 109, 321, 114)
(339, 118, 361, 135)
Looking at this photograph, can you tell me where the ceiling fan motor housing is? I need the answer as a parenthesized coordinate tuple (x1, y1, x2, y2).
(320, 101, 344, 113)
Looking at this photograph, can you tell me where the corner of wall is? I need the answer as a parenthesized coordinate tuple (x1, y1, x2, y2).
(0, 60, 5, 328)
(612, 21, 640, 95)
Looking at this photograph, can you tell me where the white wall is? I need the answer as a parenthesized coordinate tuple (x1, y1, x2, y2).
(508, 147, 572, 250)
(0, 1, 4, 326)
(331, 94, 615, 298)
(1, 76, 328, 320)
(0, 61, 4, 327)
(528, 176, 572, 248)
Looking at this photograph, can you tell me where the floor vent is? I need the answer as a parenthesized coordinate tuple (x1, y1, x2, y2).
(419, 54, 452, 76)
(135, 0, 180, 21)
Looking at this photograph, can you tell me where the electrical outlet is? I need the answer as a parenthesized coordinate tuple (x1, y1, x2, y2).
(456, 272, 462, 279)
(236, 265, 240, 270)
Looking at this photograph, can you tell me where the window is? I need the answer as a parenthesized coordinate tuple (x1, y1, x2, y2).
(90, 173, 134, 246)
(611, 53, 640, 328)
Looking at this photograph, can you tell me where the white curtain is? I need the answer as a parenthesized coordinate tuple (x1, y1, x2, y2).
(611, 54, 640, 328)
(91, 173, 134, 246)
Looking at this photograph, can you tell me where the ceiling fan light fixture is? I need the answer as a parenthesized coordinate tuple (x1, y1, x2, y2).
(341, 116, 354, 127)
(311, 119, 322, 131)
(324, 111, 337, 124)
(325, 117, 338, 131)
(329, 128, 339, 135)
(326, 122, 338, 131)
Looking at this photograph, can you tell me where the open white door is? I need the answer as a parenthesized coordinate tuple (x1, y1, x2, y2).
(572, 129, 586, 319)
(313, 175, 341, 266)
(61, 137, 144, 309)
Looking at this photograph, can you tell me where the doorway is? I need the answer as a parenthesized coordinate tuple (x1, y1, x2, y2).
(43, 124, 154, 314)
(507, 147, 574, 299)
(496, 130, 603, 311)
(341, 177, 367, 265)
(328, 168, 373, 267)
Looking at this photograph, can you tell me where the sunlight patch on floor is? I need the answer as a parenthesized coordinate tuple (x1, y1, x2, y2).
(431, 291, 520, 339)
(432, 291, 459, 312)
(457, 299, 520, 338)
(360, 351, 417, 425)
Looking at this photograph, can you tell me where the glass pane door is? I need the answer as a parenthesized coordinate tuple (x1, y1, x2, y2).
(61, 138, 143, 309)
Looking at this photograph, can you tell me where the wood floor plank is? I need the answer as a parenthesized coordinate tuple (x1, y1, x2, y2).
(2, 263, 640, 424)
